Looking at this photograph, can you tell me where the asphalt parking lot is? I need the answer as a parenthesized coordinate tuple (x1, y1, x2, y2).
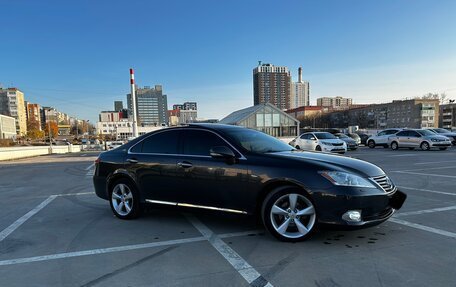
(0, 147, 455, 287)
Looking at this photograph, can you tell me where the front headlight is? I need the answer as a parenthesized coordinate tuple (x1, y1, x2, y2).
(320, 171, 376, 188)
(431, 138, 439, 142)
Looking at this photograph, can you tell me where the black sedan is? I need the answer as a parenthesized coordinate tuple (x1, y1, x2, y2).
(93, 124, 406, 242)
(335, 133, 359, 150)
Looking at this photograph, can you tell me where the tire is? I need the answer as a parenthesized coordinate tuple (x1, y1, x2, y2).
(439, 147, 447, 151)
(295, 145, 300, 150)
(420, 142, 430, 151)
(261, 186, 317, 242)
(315, 145, 322, 151)
(368, 140, 375, 148)
(109, 179, 142, 219)
(390, 141, 399, 150)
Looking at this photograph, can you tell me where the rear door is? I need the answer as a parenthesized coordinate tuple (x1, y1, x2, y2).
(394, 131, 409, 147)
(408, 130, 422, 148)
(126, 129, 181, 201)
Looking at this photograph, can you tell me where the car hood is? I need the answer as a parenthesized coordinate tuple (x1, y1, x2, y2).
(268, 151, 385, 177)
(340, 138, 356, 144)
(318, 139, 345, 144)
(441, 133, 456, 137)
(425, 135, 451, 140)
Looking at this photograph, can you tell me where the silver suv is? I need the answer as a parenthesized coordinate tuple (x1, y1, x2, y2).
(388, 129, 452, 151)
(367, 129, 402, 148)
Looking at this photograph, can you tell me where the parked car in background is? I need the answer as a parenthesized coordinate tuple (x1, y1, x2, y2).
(355, 132, 370, 145)
(293, 132, 347, 154)
(93, 124, 406, 242)
(388, 129, 452, 151)
(335, 133, 358, 150)
(367, 129, 402, 148)
(347, 133, 361, 145)
(426, 128, 456, 145)
(107, 141, 124, 150)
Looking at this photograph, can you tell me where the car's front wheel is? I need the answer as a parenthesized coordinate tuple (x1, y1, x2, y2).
(262, 187, 317, 242)
(368, 140, 375, 148)
(109, 179, 141, 219)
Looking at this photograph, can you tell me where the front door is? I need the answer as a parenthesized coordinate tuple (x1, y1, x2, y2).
(173, 129, 250, 212)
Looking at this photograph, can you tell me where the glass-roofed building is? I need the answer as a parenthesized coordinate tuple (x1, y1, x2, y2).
(219, 103, 299, 137)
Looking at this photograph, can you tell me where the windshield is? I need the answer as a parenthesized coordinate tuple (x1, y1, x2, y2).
(433, 128, 450, 133)
(314, 132, 337, 139)
(224, 128, 294, 153)
(417, 129, 435, 136)
(336, 134, 349, 138)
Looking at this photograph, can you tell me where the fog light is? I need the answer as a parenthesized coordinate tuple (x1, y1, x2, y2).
(342, 210, 362, 223)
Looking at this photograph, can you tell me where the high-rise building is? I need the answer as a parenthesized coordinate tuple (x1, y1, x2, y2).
(289, 67, 310, 109)
(114, 101, 123, 111)
(179, 110, 198, 124)
(26, 103, 42, 130)
(317, 96, 353, 109)
(253, 62, 291, 110)
(173, 102, 197, 111)
(127, 85, 168, 126)
(440, 103, 456, 129)
(0, 87, 27, 136)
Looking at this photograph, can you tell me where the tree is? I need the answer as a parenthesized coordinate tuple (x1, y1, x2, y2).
(27, 118, 44, 140)
(44, 121, 59, 138)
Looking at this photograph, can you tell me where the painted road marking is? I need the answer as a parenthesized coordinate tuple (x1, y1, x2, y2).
(398, 186, 456, 196)
(85, 163, 94, 170)
(187, 214, 273, 287)
(414, 160, 456, 165)
(0, 195, 57, 242)
(0, 237, 206, 266)
(392, 166, 456, 172)
(0, 229, 264, 267)
(395, 205, 456, 217)
(390, 218, 456, 239)
(392, 171, 456, 179)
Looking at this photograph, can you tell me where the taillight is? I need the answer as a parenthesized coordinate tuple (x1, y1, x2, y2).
(95, 157, 100, 164)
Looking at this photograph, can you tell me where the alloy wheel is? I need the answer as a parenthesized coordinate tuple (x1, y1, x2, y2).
(111, 183, 133, 216)
(421, 142, 430, 151)
(269, 193, 316, 239)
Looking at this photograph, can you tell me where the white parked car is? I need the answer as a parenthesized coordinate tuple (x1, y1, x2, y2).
(366, 128, 402, 148)
(293, 132, 347, 154)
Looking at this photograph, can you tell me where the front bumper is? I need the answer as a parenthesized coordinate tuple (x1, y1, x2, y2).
(322, 145, 346, 153)
(430, 142, 452, 148)
(313, 188, 407, 228)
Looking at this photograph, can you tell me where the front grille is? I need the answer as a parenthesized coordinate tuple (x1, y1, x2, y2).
(371, 175, 396, 193)
(332, 143, 343, 146)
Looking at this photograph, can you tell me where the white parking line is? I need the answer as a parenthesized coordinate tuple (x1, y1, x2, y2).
(395, 205, 456, 217)
(85, 163, 94, 170)
(56, 192, 95, 197)
(391, 166, 456, 172)
(414, 160, 456, 165)
(187, 214, 273, 287)
(398, 186, 456, 196)
(0, 229, 263, 267)
(0, 195, 57, 242)
(389, 218, 456, 239)
(392, 171, 456, 179)
(387, 154, 420, 157)
(0, 236, 206, 266)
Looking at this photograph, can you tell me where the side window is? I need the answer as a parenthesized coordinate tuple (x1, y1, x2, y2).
(385, 130, 396, 135)
(130, 141, 143, 153)
(396, 131, 408, 137)
(139, 130, 180, 154)
(410, 131, 420, 137)
(300, 134, 310, 140)
(378, 131, 386, 136)
(182, 130, 228, 156)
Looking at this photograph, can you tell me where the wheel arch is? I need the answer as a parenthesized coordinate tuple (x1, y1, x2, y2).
(254, 178, 311, 216)
(106, 170, 143, 202)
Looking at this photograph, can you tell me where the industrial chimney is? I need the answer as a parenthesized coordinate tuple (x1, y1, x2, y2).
(298, 67, 302, 83)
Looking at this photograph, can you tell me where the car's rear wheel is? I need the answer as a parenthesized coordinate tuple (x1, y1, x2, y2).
(368, 140, 375, 148)
(390, 141, 399, 150)
(295, 145, 300, 150)
(420, 142, 430, 151)
(109, 179, 141, 219)
(262, 187, 317, 242)
(315, 145, 322, 151)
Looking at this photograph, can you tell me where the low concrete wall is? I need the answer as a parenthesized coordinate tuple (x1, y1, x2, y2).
(0, 145, 81, 161)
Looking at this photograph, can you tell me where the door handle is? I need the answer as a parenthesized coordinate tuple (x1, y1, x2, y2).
(126, 158, 138, 164)
(177, 161, 193, 168)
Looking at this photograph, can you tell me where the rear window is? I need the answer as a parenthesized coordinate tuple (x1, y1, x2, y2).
(132, 130, 179, 154)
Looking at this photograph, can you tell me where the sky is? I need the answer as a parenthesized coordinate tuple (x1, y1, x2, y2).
(1, 0, 455, 123)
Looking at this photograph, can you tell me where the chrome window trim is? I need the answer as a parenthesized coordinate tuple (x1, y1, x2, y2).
(127, 127, 247, 160)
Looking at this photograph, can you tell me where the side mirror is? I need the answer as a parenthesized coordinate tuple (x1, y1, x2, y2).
(310, 137, 316, 140)
(210, 146, 235, 159)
